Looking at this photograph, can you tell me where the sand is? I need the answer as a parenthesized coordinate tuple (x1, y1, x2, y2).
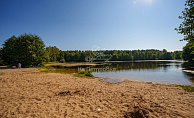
(45, 62, 106, 67)
(0, 68, 194, 118)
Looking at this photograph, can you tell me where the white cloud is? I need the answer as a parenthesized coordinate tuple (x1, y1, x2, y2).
(168, 49, 183, 52)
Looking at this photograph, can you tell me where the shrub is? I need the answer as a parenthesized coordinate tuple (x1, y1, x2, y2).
(78, 69, 86, 74)
(60, 59, 65, 63)
(85, 70, 94, 77)
(78, 69, 94, 77)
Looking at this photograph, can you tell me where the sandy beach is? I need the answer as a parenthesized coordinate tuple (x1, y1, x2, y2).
(45, 62, 106, 67)
(0, 68, 194, 118)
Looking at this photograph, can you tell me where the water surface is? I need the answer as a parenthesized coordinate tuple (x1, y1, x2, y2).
(52, 61, 194, 86)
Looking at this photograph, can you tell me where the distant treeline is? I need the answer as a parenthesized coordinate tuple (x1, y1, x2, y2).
(45, 46, 182, 62)
(0, 33, 191, 67)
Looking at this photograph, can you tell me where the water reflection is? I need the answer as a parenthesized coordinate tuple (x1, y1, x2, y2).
(181, 62, 194, 70)
(94, 61, 176, 72)
(51, 61, 194, 86)
(181, 62, 194, 84)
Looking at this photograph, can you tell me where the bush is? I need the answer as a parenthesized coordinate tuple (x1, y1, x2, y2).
(0, 48, 3, 66)
(78, 70, 94, 77)
(0, 60, 3, 66)
(60, 59, 65, 63)
(78, 69, 86, 74)
(84, 70, 94, 77)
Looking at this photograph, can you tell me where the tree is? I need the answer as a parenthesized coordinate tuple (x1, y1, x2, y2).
(45, 46, 61, 62)
(174, 51, 182, 59)
(80, 51, 86, 62)
(182, 41, 194, 62)
(0, 48, 3, 65)
(132, 50, 140, 60)
(1, 33, 45, 67)
(175, 0, 194, 61)
(59, 50, 65, 63)
(175, 0, 194, 42)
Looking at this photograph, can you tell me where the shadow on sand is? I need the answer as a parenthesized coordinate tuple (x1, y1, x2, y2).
(0, 66, 12, 69)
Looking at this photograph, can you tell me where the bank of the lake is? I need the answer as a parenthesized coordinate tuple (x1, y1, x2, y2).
(0, 68, 194, 117)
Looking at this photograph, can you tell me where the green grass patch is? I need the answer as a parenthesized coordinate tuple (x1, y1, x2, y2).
(36, 66, 58, 73)
(74, 70, 94, 79)
(45, 62, 60, 64)
(36, 66, 94, 79)
(176, 85, 194, 92)
(74, 73, 94, 79)
(33, 66, 55, 69)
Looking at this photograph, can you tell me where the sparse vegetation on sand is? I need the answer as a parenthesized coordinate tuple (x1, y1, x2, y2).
(37, 66, 94, 78)
(75, 70, 94, 78)
(176, 85, 194, 92)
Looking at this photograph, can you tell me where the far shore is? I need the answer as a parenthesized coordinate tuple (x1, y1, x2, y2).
(0, 68, 193, 117)
(45, 62, 107, 67)
(106, 60, 186, 63)
(45, 60, 186, 67)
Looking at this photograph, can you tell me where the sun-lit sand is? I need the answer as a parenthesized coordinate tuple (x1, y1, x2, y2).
(45, 62, 105, 67)
(0, 68, 194, 117)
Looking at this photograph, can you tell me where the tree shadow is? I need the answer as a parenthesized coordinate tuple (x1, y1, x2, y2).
(0, 66, 12, 69)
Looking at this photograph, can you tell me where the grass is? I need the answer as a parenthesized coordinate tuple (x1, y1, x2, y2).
(36, 66, 94, 79)
(176, 85, 194, 92)
(74, 73, 94, 79)
(35, 66, 58, 73)
(74, 70, 94, 79)
(45, 62, 60, 64)
(33, 66, 55, 69)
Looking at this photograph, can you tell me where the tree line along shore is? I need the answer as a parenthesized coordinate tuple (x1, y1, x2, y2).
(0, 33, 193, 68)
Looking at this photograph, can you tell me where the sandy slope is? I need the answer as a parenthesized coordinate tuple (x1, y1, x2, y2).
(0, 68, 194, 118)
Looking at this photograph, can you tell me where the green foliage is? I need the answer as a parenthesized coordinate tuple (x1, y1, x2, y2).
(44, 49, 181, 62)
(176, 85, 194, 92)
(1, 33, 45, 67)
(45, 46, 61, 62)
(0, 48, 3, 65)
(175, 0, 194, 61)
(174, 51, 182, 60)
(45, 66, 55, 69)
(175, 0, 194, 42)
(108, 49, 179, 61)
(77, 70, 94, 77)
(182, 41, 194, 62)
(60, 59, 65, 63)
(78, 69, 86, 74)
(84, 70, 94, 77)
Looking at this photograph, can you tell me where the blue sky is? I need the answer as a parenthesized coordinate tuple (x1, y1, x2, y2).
(0, 0, 187, 51)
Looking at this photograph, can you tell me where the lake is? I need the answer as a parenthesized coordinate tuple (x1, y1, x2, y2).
(51, 61, 194, 86)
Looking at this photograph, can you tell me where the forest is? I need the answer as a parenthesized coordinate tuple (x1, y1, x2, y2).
(45, 46, 182, 62)
(0, 34, 190, 67)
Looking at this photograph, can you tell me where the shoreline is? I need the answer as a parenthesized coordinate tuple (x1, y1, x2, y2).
(106, 60, 186, 63)
(0, 68, 194, 117)
(44, 60, 186, 67)
(101, 77, 194, 87)
(45, 62, 108, 67)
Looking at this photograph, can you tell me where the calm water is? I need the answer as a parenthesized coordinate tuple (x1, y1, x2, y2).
(52, 61, 194, 86)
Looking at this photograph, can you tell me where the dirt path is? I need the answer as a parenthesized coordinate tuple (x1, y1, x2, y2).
(0, 68, 193, 117)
